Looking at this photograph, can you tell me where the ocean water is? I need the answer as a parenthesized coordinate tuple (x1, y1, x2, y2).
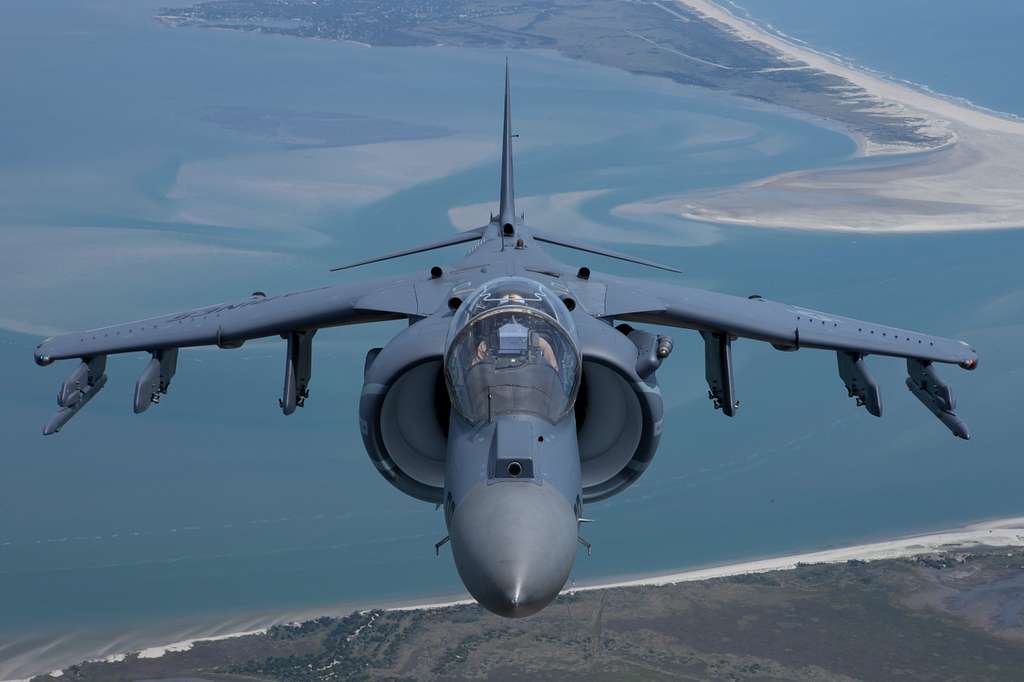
(1, 1, 1023, 677)
(729, 0, 1024, 118)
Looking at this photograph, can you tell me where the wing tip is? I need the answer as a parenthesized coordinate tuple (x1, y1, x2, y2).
(959, 347, 978, 371)
(34, 340, 54, 366)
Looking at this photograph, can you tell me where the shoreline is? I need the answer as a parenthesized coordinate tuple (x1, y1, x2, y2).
(615, 0, 1024, 233)
(34, 513, 1021, 679)
(716, 0, 1024, 129)
(391, 515, 1024, 611)
(680, 0, 1021, 139)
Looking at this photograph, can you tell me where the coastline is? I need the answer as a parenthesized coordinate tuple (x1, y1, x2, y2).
(392, 515, 1024, 610)
(34, 514, 1021, 680)
(683, 0, 1021, 139)
(5, 6, 1023, 681)
(718, 0, 1024, 127)
(615, 0, 1024, 233)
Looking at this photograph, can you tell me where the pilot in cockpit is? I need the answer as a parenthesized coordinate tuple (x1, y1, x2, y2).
(534, 334, 558, 370)
(446, 276, 581, 425)
(471, 321, 558, 370)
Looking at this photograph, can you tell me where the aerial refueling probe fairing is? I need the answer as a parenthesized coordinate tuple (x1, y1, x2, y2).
(34, 64, 978, 618)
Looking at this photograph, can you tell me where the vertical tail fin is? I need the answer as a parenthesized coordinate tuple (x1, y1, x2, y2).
(498, 60, 516, 232)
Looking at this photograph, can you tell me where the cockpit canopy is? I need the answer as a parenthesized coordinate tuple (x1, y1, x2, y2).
(445, 277, 580, 425)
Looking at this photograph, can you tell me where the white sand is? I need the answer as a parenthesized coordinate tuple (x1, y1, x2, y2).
(681, 0, 1020, 138)
(615, 0, 1024, 233)
(133, 628, 267, 660)
(37, 515, 1024, 679)
(389, 516, 1024, 611)
(573, 516, 1024, 592)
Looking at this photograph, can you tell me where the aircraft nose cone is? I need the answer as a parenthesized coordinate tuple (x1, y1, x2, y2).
(450, 481, 578, 618)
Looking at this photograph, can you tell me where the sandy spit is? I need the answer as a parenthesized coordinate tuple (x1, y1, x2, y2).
(615, 0, 1024, 233)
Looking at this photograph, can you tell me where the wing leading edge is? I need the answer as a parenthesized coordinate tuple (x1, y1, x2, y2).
(34, 275, 418, 434)
(598, 275, 977, 438)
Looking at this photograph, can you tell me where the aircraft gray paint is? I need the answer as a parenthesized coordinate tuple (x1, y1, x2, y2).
(34, 66, 978, 618)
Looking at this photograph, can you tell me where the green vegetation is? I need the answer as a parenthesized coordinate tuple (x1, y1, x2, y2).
(43, 547, 1024, 681)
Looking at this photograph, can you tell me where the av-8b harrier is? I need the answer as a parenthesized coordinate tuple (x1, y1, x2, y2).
(34, 66, 977, 617)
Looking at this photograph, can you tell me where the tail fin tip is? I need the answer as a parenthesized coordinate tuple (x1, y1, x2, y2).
(498, 60, 516, 231)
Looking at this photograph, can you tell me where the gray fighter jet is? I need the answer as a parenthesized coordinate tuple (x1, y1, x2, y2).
(34, 65, 978, 618)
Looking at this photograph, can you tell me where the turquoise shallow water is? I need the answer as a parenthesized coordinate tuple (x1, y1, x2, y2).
(1, 1, 1022, 677)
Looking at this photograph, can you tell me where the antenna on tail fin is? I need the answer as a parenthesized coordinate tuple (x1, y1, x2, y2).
(498, 59, 516, 232)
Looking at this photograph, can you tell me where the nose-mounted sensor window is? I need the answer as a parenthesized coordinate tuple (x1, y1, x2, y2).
(493, 458, 534, 479)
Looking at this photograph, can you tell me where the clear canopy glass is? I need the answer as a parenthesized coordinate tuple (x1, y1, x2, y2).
(446, 278, 580, 424)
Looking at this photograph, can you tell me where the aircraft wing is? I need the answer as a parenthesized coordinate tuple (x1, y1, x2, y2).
(33, 275, 419, 434)
(597, 275, 978, 437)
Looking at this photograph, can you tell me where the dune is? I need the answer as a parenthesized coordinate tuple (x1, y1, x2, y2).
(133, 628, 268, 660)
